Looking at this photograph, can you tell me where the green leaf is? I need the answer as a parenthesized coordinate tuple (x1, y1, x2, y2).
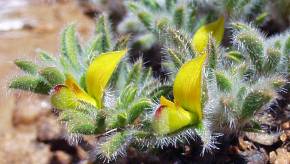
(226, 51, 244, 63)
(114, 35, 130, 51)
(98, 132, 129, 160)
(141, 0, 160, 10)
(95, 14, 112, 53)
(38, 50, 56, 63)
(14, 59, 38, 75)
(166, 28, 194, 56)
(61, 24, 81, 69)
(231, 22, 251, 31)
(40, 67, 65, 87)
(237, 86, 247, 102)
(263, 47, 281, 74)
(140, 67, 153, 84)
(119, 85, 137, 108)
(187, 6, 197, 32)
(241, 90, 272, 119)
(207, 36, 218, 70)
(236, 31, 264, 72)
(127, 98, 152, 124)
(173, 5, 185, 29)
(138, 11, 153, 30)
(106, 113, 127, 129)
(255, 12, 268, 25)
(167, 48, 183, 68)
(284, 36, 290, 55)
(149, 85, 172, 100)
(60, 56, 70, 72)
(127, 2, 139, 13)
(60, 110, 97, 135)
(165, 0, 176, 11)
(9, 75, 51, 94)
(86, 34, 102, 55)
(125, 60, 142, 86)
(215, 72, 232, 92)
(156, 17, 170, 30)
(284, 36, 290, 73)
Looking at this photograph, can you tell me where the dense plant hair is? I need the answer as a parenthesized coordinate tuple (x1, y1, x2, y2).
(8, 1, 290, 162)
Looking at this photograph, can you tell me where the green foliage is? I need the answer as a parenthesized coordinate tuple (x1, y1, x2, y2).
(263, 48, 281, 73)
(38, 50, 56, 63)
(118, 0, 269, 55)
(95, 14, 112, 53)
(60, 110, 97, 134)
(61, 24, 82, 71)
(97, 131, 130, 160)
(40, 67, 65, 87)
(240, 90, 272, 119)
(8, 2, 290, 162)
(9, 76, 51, 94)
(157, 19, 289, 153)
(215, 72, 232, 92)
(15, 59, 38, 75)
(236, 30, 264, 72)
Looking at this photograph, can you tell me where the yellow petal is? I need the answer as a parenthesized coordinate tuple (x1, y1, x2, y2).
(173, 54, 207, 122)
(192, 17, 224, 54)
(86, 50, 127, 108)
(152, 104, 196, 135)
(65, 74, 96, 107)
(160, 96, 175, 108)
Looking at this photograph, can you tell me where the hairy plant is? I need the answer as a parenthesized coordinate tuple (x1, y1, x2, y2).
(155, 15, 290, 150)
(9, 14, 168, 162)
(8, 7, 290, 164)
(117, 0, 268, 52)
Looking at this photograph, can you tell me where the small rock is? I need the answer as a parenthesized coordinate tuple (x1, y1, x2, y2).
(269, 148, 290, 164)
(34, 23, 56, 33)
(280, 133, 287, 142)
(51, 151, 72, 164)
(239, 137, 255, 151)
(13, 95, 51, 126)
(77, 146, 88, 161)
(281, 121, 290, 130)
(37, 116, 62, 141)
(183, 145, 191, 155)
(245, 132, 280, 146)
(285, 130, 290, 139)
(240, 148, 268, 164)
(127, 147, 138, 158)
(0, 131, 52, 164)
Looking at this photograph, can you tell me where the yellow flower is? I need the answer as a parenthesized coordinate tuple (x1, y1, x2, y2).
(153, 17, 225, 135)
(192, 17, 224, 54)
(173, 54, 207, 120)
(152, 96, 196, 135)
(51, 50, 127, 110)
(86, 50, 127, 108)
(153, 54, 207, 135)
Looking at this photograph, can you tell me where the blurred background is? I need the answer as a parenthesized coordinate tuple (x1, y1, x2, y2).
(0, 1, 100, 163)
